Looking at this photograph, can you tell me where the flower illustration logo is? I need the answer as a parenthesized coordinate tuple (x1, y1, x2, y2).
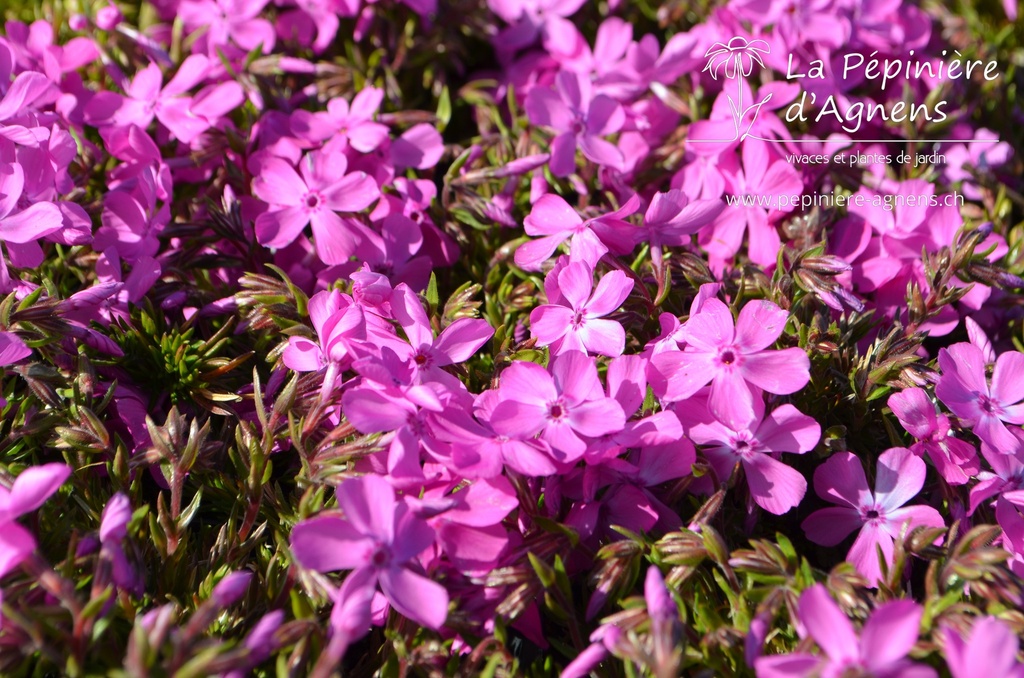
(703, 37, 770, 80)
(695, 36, 773, 143)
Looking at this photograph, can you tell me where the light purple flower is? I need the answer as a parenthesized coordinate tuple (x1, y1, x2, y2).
(941, 617, 1024, 678)
(755, 584, 935, 678)
(488, 352, 626, 463)
(648, 298, 810, 430)
(525, 70, 625, 177)
(290, 474, 449, 629)
(530, 261, 632, 357)
(802, 448, 944, 587)
(936, 343, 1024, 454)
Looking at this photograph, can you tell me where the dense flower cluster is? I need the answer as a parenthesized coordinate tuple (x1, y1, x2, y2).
(1, 0, 1022, 674)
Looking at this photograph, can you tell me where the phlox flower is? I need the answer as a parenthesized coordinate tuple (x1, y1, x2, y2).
(755, 584, 935, 678)
(525, 70, 626, 177)
(530, 260, 633, 357)
(940, 617, 1024, 678)
(888, 387, 980, 485)
(281, 288, 368, 396)
(289, 474, 449, 630)
(178, 0, 276, 56)
(702, 139, 802, 268)
(84, 55, 243, 143)
(253, 148, 380, 265)
(648, 298, 809, 430)
(0, 463, 71, 577)
(290, 86, 389, 152)
(488, 352, 626, 463)
(514, 192, 640, 271)
(802, 448, 944, 587)
(935, 343, 1024, 454)
(678, 396, 820, 515)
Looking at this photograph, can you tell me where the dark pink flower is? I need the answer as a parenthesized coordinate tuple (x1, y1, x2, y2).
(525, 70, 625, 177)
(290, 474, 449, 630)
(648, 298, 810, 430)
(253, 149, 380, 264)
(888, 387, 980, 485)
(530, 261, 632, 357)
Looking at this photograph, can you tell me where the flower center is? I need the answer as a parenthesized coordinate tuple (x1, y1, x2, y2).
(719, 349, 737, 366)
(571, 311, 585, 328)
(866, 509, 880, 520)
(370, 543, 391, 568)
(548, 400, 567, 420)
(978, 394, 998, 415)
(414, 353, 429, 366)
(305, 193, 321, 209)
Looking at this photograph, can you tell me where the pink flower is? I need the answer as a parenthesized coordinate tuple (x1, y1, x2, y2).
(935, 343, 1024, 454)
(702, 139, 802, 268)
(888, 387, 980, 485)
(514, 192, 640, 271)
(0, 463, 71, 577)
(802, 448, 944, 587)
(530, 261, 632, 357)
(291, 87, 388, 152)
(488, 352, 626, 463)
(940, 617, 1024, 678)
(648, 298, 810, 430)
(0, 332, 31, 366)
(178, 0, 276, 56)
(755, 584, 935, 678)
(525, 70, 625, 177)
(289, 474, 449, 630)
(253, 149, 380, 265)
(679, 397, 820, 515)
(84, 56, 243, 143)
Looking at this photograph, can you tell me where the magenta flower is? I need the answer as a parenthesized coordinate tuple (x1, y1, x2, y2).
(702, 139, 802, 268)
(84, 56, 243, 143)
(755, 584, 935, 678)
(390, 283, 495, 388)
(802, 448, 944, 587)
(488, 352, 626, 462)
(641, 189, 724, 269)
(648, 298, 810, 430)
(290, 87, 389, 152)
(680, 397, 820, 515)
(282, 289, 367, 397)
(530, 261, 632, 357)
(0, 463, 71, 577)
(935, 343, 1024, 455)
(525, 70, 625, 177)
(514, 192, 640, 271)
(940, 617, 1024, 678)
(888, 387, 980, 485)
(253, 149, 380, 265)
(178, 0, 276, 56)
(0, 332, 31, 366)
(289, 474, 449, 630)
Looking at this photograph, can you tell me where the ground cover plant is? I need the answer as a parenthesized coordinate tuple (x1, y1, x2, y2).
(1, 0, 1023, 675)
